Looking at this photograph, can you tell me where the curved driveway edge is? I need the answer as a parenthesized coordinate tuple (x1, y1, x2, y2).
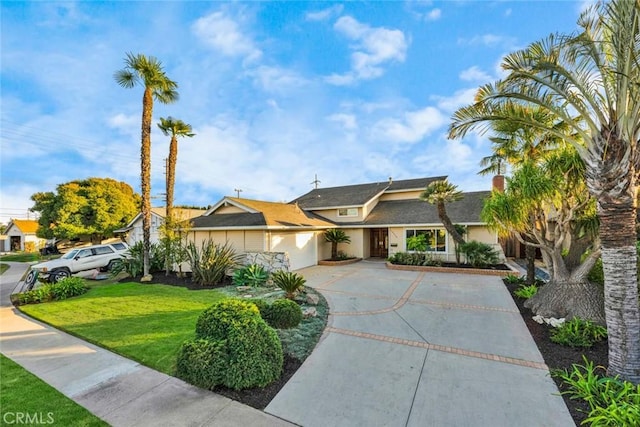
(266, 261, 573, 427)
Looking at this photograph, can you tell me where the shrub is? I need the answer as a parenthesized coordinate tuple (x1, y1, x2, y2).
(553, 357, 640, 426)
(262, 299, 303, 329)
(50, 277, 88, 300)
(504, 274, 525, 285)
(176, 339, 226, 389)
(387, 252, 441, 267)
(550, 317, 607, 347)
(514, 284, 538, 299)
(232, 264, 269, 287)
(110, 241, 164, 277)
(272, 270, 306, 299)
(588, 258, 604, 285)
(187, 240, 242, 286)
(15, 277, 88, 305)
(192, 299, 283, 390)
(459, 241, 499, 268)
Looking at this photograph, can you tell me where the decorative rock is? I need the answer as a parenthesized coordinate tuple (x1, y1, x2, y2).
(237, 286, 252, 292)
(306, 293, 320, 305)
(303, 307, 317, 318)
(140, 274, 153, 283)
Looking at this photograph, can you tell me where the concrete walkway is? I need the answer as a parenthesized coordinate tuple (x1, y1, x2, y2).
(266, 261, 574, 427)
(0, 262, 293, 427)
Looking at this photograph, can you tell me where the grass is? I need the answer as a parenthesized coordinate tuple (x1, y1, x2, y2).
(0, 354, 108, 426)
(19, 282, 226, 374)
(0, 252, 60, 262)
(0, 263, 9, 275)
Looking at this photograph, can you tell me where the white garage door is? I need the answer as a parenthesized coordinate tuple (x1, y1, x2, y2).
(270, 232, 317, 271)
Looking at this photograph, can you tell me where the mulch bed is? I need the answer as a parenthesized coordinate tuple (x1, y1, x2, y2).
(503, 279, 608, 426)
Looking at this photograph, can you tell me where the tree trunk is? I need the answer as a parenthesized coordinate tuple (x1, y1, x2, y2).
(165, 135, 178, 275)
(524, 280, 605, 325)
(437, 202, 465, 245)
(525, 244, 536, 285)
(331, 242, 337, 260)
(141, 87, 153, 277)
(599, 196, 640, 383)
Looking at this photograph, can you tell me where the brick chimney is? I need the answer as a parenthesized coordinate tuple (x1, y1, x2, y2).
(492, 175, 505, 193)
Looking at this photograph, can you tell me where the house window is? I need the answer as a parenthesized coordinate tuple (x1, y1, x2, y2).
(406, 229, 446, 252)
(337, 208, 358, 217)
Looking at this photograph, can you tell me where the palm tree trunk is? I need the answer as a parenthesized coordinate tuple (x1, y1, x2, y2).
(165, 135, 178, 275)
(141, 87, 153, 277)
(436, 202, 465, 245)
(599, 196, 640, 383)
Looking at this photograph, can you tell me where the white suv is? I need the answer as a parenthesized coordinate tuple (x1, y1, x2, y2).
(26, 242, 129, 286)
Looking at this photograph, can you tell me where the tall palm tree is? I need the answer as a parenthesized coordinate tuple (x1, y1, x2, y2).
(420, 179, 465, 245)
(157, 117, 194, 275)
(449, 0, 640, 382)
(157, 117, 194, 222)
(114, 53, 179, 277)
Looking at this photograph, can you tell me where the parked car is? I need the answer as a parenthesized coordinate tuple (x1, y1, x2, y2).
(25, 242, 129, 287)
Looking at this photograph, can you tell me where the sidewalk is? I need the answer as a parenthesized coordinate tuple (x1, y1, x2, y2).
(0, 262, 294, 427)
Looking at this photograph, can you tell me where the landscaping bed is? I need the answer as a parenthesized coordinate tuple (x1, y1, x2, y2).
(503, 279, 608, 426)
(387, 261, 516, 277)
(318, 258, 362, 266)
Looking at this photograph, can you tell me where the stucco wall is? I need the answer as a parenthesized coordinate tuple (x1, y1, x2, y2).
(378, 190, 422, 201)
(311, 207, 363, 223)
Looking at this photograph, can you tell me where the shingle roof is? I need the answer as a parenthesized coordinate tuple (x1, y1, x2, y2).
(292, 176, 447, 209)
(362, 191, 490, 225)
(191, 198, 335, 229)
(9, 219, 39, 234)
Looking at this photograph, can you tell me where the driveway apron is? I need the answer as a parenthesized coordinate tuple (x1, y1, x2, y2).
(266, 261, 573, 427)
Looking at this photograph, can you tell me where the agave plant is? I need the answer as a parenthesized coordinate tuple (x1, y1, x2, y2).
(186, 240, 242, 286)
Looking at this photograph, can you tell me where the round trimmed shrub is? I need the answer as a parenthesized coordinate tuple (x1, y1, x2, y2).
(176, 339, 226, 389)
(262, 299, 303, 329)
(193, 299, 283, 390)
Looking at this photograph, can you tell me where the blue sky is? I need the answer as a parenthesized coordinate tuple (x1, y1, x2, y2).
(1, 1, 587, 223)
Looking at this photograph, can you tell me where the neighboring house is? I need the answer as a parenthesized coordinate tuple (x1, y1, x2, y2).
(187, 177, 502, 271)
(2, 219, 46, 252)
(115, 207, 206, 246)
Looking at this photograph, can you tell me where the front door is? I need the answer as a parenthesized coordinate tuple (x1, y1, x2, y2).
(370, 228, 388, 258)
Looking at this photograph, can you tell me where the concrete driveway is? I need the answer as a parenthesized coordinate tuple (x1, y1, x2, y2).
(266, 261, 573, 427)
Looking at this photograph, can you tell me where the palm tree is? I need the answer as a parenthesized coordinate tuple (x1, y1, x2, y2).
(449, 0, 640, 382)
(114, 53, 179, 277)
(157, 117, 194, 221)
(324, 229, 351, 260)
(420, 180, 465, 246)
(157, 117, 194, 275)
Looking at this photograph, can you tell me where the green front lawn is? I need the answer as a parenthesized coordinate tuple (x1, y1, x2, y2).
(19, 283, 226, 374)
(0, 252, 60, 262)
(0, 263, 9, 275)
(0, 354, 108, 426)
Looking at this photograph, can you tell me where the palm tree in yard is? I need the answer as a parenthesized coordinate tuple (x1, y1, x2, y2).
(324, 229, 351, 260)
(114, 53, 179, 277)
(157, 117, 194, 275)
(157, 117, 194, 222)
(449, 0, 640, 382)
(420, 179, 465, 246)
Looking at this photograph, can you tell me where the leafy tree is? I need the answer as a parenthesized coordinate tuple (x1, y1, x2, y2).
(449, 0, 640, 382)
(30, 178, 140, 243)
(115, 53, 179, 277)
(157, 117, 194, 275)
(324, 229, 351, 260)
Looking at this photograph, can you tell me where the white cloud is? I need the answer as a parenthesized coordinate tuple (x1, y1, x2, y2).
(327, 16, 408, 85)
(459, 66, 492, 83)
(246, 65, 308, 93)
(306, 5, 344, 21)
(458, 34, 515, 49)
(107, 113, 138, 130)
(432, 88, 478, 113)
(192, 10, 262, 63)
(426, 9, 441, 21)
(412, 139, 475, 175)
(327, 113, 358, 131)
(372, 106, 446, 144)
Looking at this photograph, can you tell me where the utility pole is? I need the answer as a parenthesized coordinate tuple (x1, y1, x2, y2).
(234, 188, 243, 198)
(310, 174, 321, 189)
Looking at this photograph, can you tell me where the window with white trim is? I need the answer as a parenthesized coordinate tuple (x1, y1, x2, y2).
(406, 229, 446, 252)
(337, 208, 358, 217)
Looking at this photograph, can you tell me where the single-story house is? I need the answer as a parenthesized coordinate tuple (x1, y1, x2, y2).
(115, 207, 206, 246)
(186, 176, 502, 271)
(2, 219, 46, 252)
